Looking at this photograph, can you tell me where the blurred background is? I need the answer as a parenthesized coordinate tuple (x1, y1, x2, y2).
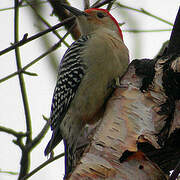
(0, 0, 179, 179)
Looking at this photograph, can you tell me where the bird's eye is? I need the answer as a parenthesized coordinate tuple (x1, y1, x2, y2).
(97, 12, 105, 18)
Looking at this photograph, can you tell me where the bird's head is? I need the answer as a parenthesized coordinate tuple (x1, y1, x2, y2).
(62, 4, 123, 40)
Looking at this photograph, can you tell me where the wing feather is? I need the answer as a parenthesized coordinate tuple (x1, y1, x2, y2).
(50, 35, 89, 131)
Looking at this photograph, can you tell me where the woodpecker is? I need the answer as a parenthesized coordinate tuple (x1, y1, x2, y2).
(45, 4, 129, 175)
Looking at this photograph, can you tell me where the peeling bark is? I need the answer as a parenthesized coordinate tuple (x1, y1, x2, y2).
(64, 53, 180, 179)
(65, 59, 169, 179)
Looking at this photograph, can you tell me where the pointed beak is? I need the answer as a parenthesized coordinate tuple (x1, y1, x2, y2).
(62, 4, 89, 17)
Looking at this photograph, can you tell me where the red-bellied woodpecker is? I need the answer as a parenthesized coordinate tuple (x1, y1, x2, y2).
(45, 4, 129, 174)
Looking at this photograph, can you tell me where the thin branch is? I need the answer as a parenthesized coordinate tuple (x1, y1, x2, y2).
(42, 115, 49, 121)
(14, 0, 32, 178)
(30, 121, 49, 148)
(0, 17, 74, 56)
(20, 153, 65, 180)
(0, 42, 58, 83)
(0, 169, 18, 175)
(24, 0, 70, 48)
(169, 160, 180, 180)
(91, 0, 102, 8)
(0, 29, 171, 84)
(0, 0, 47, 12)
(0, 24, 73, 84)
(141, 8, 173, 26)
(23, 23, 72, 69)
(83, 0, 90, 10)
(13, 137, 25, 150)
(48, 0, 80, 40)
(0, 126, 26, 138)
(116, 2, 173, 26)
(0, 71, 18, 83)
(14, 0, 32, 143)
(106, 0, 116, 11)
(22, 70, 38, 76)
(0, 70, 37, 83)
(23, 41, 61, 69)
(91, 0, 114, 8)
(123, 29, 172, 33)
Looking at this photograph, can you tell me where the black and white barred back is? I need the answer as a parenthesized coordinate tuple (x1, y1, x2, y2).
(50, 35, 89, 132)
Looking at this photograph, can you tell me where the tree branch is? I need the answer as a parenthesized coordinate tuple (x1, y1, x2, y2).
(116, 2, 173, 26)
(48, 0, 115, 41)
(0, 17, 74, 56)
(47, 0, 80, 40)
(20, 153, 65, 180)
(91, 0, 114, 8)
(83, 0, 90, 9)
(0, 0, 47, 12)
(0, 23, 73, 84)
(14, 0, 32, 144)
(0, 126, 26, 138)
(30, 121, 49, 148)
(169, 160, 180, 180)
(25, 0, 70, 48)
(0, 169, 18, 175)
(14, 0, 32, 178)
(123, 29, 171, 33)
(106, 0, 115, 11)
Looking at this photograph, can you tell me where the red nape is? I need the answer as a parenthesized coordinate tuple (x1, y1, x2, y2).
(85, 8, 123, 41)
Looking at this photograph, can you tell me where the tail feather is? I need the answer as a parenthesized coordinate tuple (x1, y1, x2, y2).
(44, 128, 62, 156)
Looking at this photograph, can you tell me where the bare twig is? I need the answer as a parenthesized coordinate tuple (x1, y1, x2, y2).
(20, 153, 65, 180)
(116, 2, 173, 26)
(0, 126, 26, 138)
(13, 137, 24, 150)
(14, 0, 32, 178)
(48, 0, 80, 40)
(0, 71, 18, 83)
(91, 0, 114, 8)
(48, 0, 115, 40)
(0, 0, 47, 12)
(0, 25, 72, 83)
(106, 0, 116, 11)
(22, 70, 38, 76)
(30, 121, 49, 148)
(83, 0, 90, 9)
(24, 0, 70, 48)
(91, 0, 102, 8)
(169, 160, 180, 180)
(123, 29, 171, 33)
(0, 169, 18, 175)
(0, 70, 37, 83)
(0, 17, 74, 56)
(14, 0, 32, 144)
(42, 115, 49, 121)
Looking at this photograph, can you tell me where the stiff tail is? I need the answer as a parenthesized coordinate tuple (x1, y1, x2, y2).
(64, 140, 74, 177)
(44, 128, 63, 156)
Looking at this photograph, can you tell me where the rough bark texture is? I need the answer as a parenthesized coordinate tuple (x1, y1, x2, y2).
(65, 54, 180, 180)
